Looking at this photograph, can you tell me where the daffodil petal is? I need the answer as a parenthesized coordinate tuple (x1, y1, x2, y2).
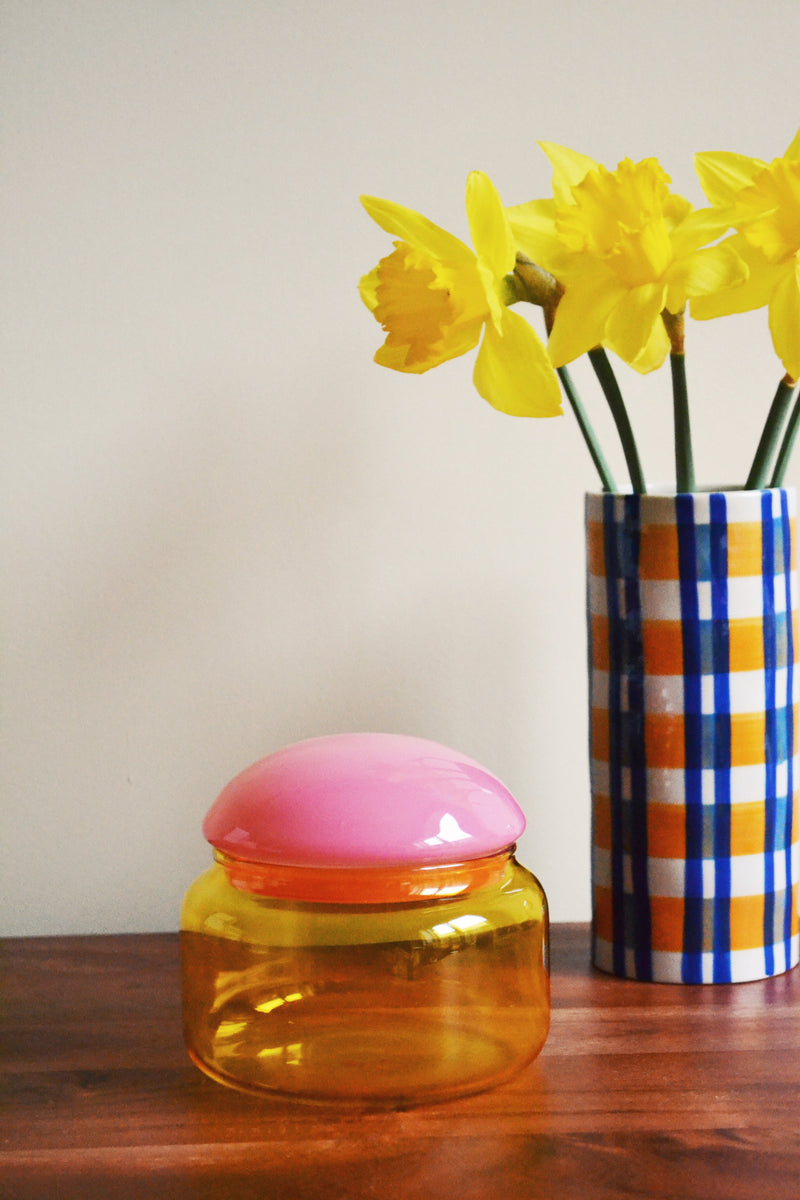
(466, 171, 515, 278)
(539, 142, 597, 205)
(473, 308, 562, 417)
(547, 266, 626, 366)
(465, 171, 514, 333)
(665, 240, 747, 311)
(360, 195, 474, 266)
(626, 319, 671, 374)
(668, 206, 736, 257)
(768, 258, 800, 380)
(506, 199, 569, 274)
(690, 235, 783, 319)
(476, 259, 504, 333)
(604, 283, 667, 367)
(733, 158, 800, 261)
(694, 151, 765, 207)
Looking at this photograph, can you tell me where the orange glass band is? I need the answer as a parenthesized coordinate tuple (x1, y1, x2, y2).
(214, 849, 512, 904)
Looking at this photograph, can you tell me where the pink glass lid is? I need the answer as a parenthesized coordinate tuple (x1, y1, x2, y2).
(202, 732, 526, 868)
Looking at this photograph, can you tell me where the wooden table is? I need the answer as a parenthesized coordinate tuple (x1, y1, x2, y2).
(2, 924, 798, 1199)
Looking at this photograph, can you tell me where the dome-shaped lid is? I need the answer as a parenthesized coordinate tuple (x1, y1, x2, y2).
(202, 732, 525, 868)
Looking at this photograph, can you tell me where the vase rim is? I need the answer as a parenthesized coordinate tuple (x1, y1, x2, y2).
(585, 482, 796, 498)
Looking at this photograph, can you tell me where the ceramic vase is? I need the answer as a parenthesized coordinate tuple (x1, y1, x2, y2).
(587, 487, 799, 982)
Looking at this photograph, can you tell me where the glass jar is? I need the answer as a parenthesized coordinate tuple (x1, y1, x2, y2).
(181, 733, 549, 1107)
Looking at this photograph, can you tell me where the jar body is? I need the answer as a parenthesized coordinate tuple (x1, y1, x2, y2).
(180, 853, 549, 1106)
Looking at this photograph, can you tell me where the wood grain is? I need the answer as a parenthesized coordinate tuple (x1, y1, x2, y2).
(2, 925, 798, 1199)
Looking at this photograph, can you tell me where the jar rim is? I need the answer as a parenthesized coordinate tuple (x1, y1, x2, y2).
(213, 847, 514, 904)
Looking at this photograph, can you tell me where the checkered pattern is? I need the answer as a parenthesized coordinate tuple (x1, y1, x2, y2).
(587, 488, 800, 982)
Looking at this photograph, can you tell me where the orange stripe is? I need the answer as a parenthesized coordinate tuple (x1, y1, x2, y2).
(596, 884, 799, 950)
(592, 801, 796, 859)
(728, 618, 765, 672)
(592, 794, 612, 851)
(648, 895, 685, 953)
(645, 803, 686, 858)
(641, 620, 684, 675)
(641, 711, 773, 768)
(593, 885, 614, 943)
(592, 801, 797, 859)
(644, 712, 685, 768)
(725, 522, 763, 577)
(591, 708, 610, 762)
(595, 709, 788, 768)
(729, 895, 769, 952)
(587, 518, 795, 576)
(586, 521, 606, 576)
(591, 614, 610, 670)
(638, 523, 680, 580)
(729, 712, 766, 767)
(729, 802, 769, 856)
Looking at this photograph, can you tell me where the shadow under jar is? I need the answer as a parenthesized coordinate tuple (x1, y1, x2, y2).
(181, 732, 549, 1108)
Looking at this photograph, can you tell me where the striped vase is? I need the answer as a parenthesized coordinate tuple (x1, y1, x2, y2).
(586, 487, 799, 983)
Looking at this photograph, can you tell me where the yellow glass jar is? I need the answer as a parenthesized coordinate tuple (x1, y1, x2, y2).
(181, 733, 549, 1107)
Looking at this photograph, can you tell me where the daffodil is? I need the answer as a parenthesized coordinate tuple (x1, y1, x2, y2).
(508, 145, 744, 373)
(692, 128, 800, 382)
(359, 172, 562, 418)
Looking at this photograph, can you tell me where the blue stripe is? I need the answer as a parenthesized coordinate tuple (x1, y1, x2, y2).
(602, 494, 627, 977)
(677, 494, 704, 982)
(780, 490, 795, 961)
(623, 494, 652, 980)
(709, 493, 732, 982)
(762, 492, 777, 978)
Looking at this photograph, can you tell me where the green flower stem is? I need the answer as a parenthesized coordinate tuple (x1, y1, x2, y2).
(769, 383, 800, 487)
(661, 310, 694, 494)
(746, 376, 796, 489)
(556, 365, 616, 492)
(670, 351, 695, 493)
(588, 347, 646, 494)
(508, 258, 616, 491)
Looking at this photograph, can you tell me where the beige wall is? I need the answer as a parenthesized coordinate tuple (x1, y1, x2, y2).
(3, 0, 799, 933)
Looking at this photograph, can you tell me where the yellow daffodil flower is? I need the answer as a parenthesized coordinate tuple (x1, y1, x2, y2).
(508, 145, 745, 373)
(359, 172, 562, 417)
(692, 128, 800, 381)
